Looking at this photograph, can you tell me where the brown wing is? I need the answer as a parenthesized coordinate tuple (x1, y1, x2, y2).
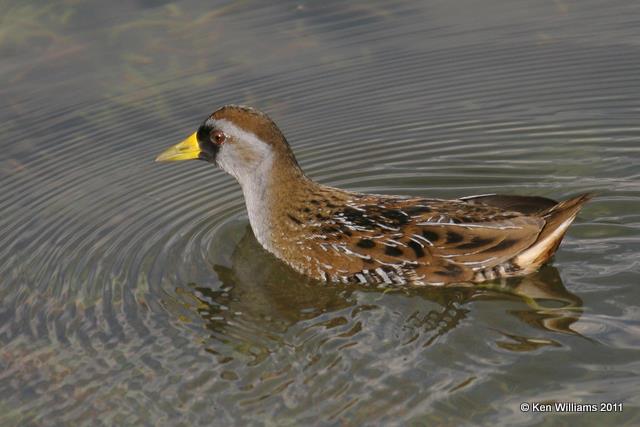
(460, 194, 558, 215)
(309, 195, 545, 285)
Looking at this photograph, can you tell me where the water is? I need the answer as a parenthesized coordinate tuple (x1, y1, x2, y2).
(1, 0, 639, 425)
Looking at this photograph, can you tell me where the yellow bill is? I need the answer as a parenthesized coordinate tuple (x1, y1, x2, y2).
(155, 132, 201, 162)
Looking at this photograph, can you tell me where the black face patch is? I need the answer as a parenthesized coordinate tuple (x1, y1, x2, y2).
(196, 120, 220, 162)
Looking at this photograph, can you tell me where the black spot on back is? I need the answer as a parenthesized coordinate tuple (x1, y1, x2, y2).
(422, 229, 440, 242)
(384, 245, 403, 257)
(446, 231, 464, 244)
(339, 207, 376, 228)
(379, 208, 410, 226)
(407, 240, 425, 257)
(357, 238, 375, 249)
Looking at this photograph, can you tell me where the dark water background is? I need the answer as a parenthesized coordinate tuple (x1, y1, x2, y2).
(1, 0, 639, 425)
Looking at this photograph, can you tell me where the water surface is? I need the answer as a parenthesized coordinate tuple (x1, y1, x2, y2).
(1, 0, 639, 425)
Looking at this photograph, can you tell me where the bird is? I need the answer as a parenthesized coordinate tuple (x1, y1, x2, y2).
(156, 105, 592, 287)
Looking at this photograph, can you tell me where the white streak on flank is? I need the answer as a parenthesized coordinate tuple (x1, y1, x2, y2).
(214, 119, 276, 253)
(515, 214, 576, 268)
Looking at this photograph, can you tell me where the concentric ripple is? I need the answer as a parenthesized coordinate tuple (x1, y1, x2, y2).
(1, 0, 640, 425)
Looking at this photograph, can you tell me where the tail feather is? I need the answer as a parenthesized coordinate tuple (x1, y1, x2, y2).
(514, 193, 593, 272)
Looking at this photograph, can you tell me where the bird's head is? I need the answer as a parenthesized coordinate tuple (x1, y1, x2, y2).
(156, 105, 301, 184)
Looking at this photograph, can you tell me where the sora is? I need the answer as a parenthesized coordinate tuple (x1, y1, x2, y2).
(156, 105, 591, 286)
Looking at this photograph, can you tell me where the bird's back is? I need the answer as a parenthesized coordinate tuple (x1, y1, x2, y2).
(273, 188, 592, 286)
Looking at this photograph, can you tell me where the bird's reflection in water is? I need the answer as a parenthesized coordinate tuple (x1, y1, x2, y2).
(177, 223, 584, 360)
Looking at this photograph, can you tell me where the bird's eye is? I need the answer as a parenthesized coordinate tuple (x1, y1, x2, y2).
(210, 130, 226, 145)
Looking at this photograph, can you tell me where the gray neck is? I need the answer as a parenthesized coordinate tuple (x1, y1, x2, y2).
(238, 158, 278, 255)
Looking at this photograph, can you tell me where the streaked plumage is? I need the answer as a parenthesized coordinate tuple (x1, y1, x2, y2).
(157, 105, 592, 286)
